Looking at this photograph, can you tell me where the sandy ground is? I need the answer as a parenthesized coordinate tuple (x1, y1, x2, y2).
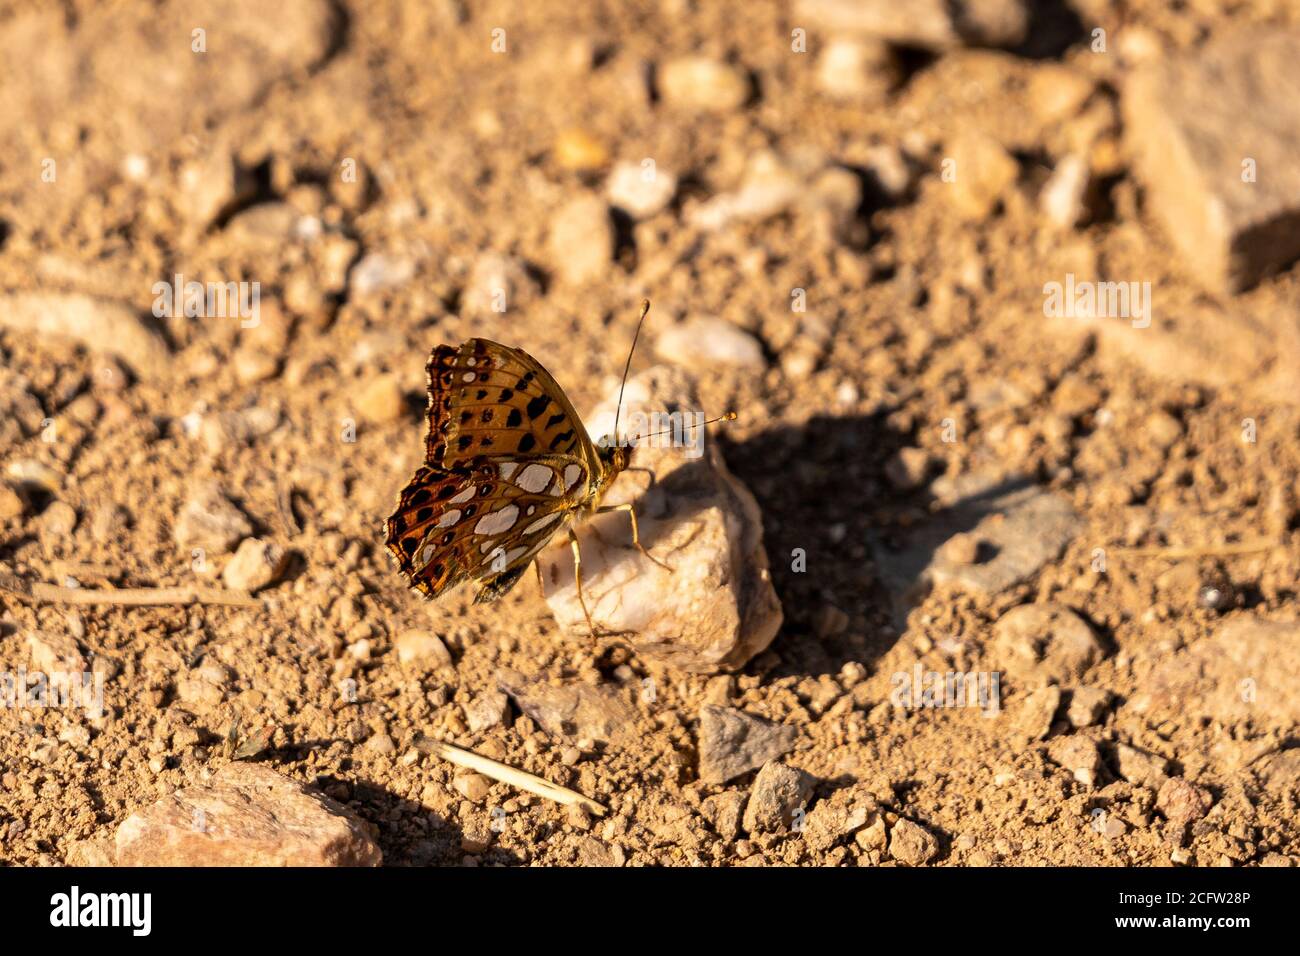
(1, 0, 1298, 867)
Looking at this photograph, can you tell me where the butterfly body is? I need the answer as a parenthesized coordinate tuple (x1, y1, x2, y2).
(385, 338, 634, 607)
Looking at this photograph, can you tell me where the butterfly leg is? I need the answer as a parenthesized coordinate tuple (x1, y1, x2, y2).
(569, 527, 598, 637)
(596, 502, 672, 571)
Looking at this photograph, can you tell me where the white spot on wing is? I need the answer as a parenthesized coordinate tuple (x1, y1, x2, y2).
(522, 512, 561, 535)
(563, 464, 583, 490)
(474, 503, 519, 536)
(516, 463, 553, 493)
(499, 462, 518, 479)
(436, 509, 461, 528)
(449, 487, 474, 504)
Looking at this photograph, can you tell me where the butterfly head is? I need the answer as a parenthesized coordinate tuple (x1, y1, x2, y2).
(597, 435, 634, 477)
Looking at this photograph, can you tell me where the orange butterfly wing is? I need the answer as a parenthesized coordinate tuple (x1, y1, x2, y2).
(386, 340, 599, 601)
(424, 339, 598, 473)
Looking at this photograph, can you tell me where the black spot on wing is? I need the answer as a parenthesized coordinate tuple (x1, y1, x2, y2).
(526, 394, 551, 420)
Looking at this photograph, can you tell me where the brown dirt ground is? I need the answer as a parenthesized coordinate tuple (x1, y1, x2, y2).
(1, 0, 1298, 866)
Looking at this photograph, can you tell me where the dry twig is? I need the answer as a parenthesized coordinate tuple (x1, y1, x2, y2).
(414, 735, 607, 816)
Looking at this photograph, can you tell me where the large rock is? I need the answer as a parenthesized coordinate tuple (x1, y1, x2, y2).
(537, 367, 783, 673)
(115, 763, 381, 866)
(697, 705, 798, 784)
(1124, 29, 1300, 292)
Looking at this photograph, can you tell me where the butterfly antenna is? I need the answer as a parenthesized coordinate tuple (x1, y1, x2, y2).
(632, 411, 737, 442)
(613, 299, 651, 446)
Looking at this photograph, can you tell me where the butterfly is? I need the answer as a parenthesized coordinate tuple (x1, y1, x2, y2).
(385, 301, 675, 633)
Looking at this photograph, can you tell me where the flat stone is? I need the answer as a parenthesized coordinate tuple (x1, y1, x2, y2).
(815, 37, 897, 103)
(1128, 617, 1300, 733)
(496, 668, 637, 745)
(1123, 28, 1300, 292)
(537, 367, 783, 673)
(1254, 748, 1300, 801)
(394, 630, 452, 668)
(606, 161, 677, 219)
(348, 251, 415, 296)
(699, 791, 747, 841)
(461, 253, 538, 318)
(356, 374, 406, 424)
(872, 476, 1081, 625)
(1046, 735, 1103, 786)
(655, 317, 765, 370)
(0, 293, 170, 378)
(1066, 686, 1110, 728)
(944, 130, 1020, 220)
(697, 705, 798, 785)
(453, 773, 492, 803)
(688, 148, 862, 244)
(27, 630, 87, 674)
(115, 763, 381, 866)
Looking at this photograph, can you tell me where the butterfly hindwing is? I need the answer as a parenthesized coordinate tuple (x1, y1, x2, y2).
(424, 339, 597, 471)
(384, 455, 590, 600)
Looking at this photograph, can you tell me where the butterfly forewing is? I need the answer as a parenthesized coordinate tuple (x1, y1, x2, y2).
(425, 339, 599, 473)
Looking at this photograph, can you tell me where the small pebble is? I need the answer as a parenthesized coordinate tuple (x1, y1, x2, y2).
(357, 374, 406, 424)
(453, 773, 492, 802)
(658, 56, 749, 112)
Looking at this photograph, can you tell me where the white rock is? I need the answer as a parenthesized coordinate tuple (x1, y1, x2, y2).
(1040, 154, 1090, 228)
(547, 195, 613, 286)
(395, 630, 452, 667)
(658, 56, 750, 111)
(656, 317, 765, 370)
(687, 149, 861, 244)
(462, 252, 537, 318)
(349, 252, 415, 297)
(816, 38, 897, 102)
(536, 367, 783, 673)
(606, 161, 678, 219)
(221, 537, 288, 592)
